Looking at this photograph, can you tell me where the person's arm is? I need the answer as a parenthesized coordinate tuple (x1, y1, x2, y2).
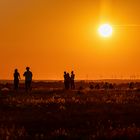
(19, 73, 21, 80)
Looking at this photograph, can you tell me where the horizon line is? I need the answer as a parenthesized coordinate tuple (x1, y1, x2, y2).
(1, 78, 140, 81)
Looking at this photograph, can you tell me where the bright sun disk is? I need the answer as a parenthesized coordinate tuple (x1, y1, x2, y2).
(98, 24, 113, 38)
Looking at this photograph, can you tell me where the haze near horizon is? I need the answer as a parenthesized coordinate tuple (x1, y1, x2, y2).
(0, 0, 140, 80)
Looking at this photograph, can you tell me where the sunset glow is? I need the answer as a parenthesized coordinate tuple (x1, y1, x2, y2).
(98, 24, 113, 37)
(0, 0, 140, 80)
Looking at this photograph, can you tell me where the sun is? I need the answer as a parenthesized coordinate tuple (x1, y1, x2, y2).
(98, 24, 113, 38)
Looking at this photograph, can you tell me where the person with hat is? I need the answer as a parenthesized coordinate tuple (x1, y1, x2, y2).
(23, 67, 33, 92)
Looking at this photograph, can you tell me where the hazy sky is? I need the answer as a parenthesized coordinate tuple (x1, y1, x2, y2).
(0, 0, 140, 80)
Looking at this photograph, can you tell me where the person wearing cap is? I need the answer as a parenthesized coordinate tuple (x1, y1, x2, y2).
(23, 67, 33, 92)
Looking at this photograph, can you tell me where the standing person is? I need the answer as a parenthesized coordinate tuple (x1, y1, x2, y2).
(13, 69, 20, 90)
(66, 73, 70, 89)
(23, 67, 33, 92)
(64, 71, 67, 89)
(70, 71, 75, 89)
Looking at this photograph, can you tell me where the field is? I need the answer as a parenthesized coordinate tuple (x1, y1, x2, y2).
(0, 81, 140, 140)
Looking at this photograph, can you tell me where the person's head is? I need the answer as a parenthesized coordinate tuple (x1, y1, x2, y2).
(64, 71, 66, 74)
(71, 71, 74, 74)
(15, 69, 18, 73)
(26, 67, 30, 71)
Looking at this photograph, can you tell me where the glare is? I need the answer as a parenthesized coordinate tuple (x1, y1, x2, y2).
(98, 24, 113, 38)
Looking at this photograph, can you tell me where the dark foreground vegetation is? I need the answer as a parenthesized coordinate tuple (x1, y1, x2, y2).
(0, 81, 140, 139)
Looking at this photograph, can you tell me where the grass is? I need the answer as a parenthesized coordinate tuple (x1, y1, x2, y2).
(0, 83, 140, 139)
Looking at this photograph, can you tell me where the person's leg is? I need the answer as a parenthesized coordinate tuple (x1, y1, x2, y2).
(14, 80, 18, 90)
(64, 81, 67, 89)
(14, 81, 16, 90)
(72, 80, 75, 89)
(67, 81, 70, 89)
(73, 81, 75, 89)
(25, 81, 28, 92)
(28, 81, 31, 90)
(70, 81, 72, 89)
(16, 80, 19, 90)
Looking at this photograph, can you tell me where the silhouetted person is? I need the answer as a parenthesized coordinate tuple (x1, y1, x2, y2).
(64, 71, 67, 89)
(66, 73, 70, 89)
(129, 82, 134, 89)
(14, 69, 20, 90)
(70, 71, 75, 89)
(23, 67, 33, 92)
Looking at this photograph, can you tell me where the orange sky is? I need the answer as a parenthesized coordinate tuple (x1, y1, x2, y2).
(0, 0, 140, 80)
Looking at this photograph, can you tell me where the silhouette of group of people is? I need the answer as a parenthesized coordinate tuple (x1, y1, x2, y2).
(64, 71, 75, 90)
(14, 68, 75, 92)
(14, 67, 33, 92)
(12, 68, 139, 92)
